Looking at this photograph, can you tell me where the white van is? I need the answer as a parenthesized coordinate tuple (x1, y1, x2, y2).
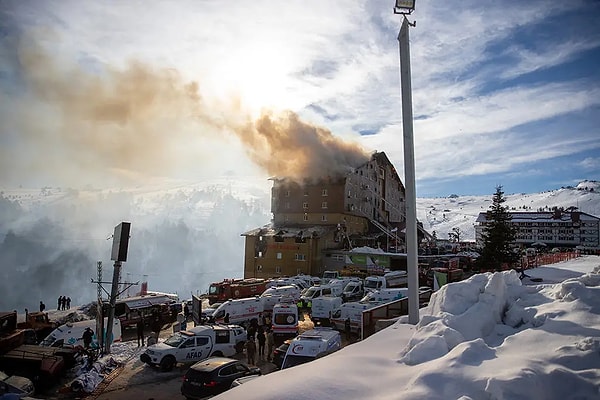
(212, 297, 264, 327)
(261, 285, 302, 303)
(281, 327, 342, 369)
(310, 296, 342, 325)
(140, 325, 239, 371)
(40, 318, 122, 348)
(299, 284, 343, 307)
(364, 270, 407, 292)
(330, 302, 372, 334)
(271, 303, 299, 340)
(341, 280, 364, 302)
(360, 288, 408, 304)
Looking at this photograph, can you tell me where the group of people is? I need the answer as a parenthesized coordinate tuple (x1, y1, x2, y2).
(57, 295, 71, 310)
(244, 314, 275, 365)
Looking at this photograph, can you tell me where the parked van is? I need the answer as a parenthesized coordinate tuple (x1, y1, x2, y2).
(266, 278, 308, 290)
(271, 303, 299, 341)
(360, 288, 408, 304)
(322, 270, 340, 280)
(140, 325, 239, 371)
(40, 318, 122, 348)
(212, 297, 264, 327)
(341, 280, 364, 302)
(363, 270, 408, 292)
(310, 296, 343, 325)
(281, 327, 342, 370)
(330, 302, 372, 334)
(260, 285, 302, 303)
(299, 284, 343, 308)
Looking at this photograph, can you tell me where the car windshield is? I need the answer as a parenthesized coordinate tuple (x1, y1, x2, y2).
(40, 334, 56, 346)
(164, 332, 187, 347)
(282, 355, 315, 369)
(303, 288, 317, 298)
(364, 280, 378, 289)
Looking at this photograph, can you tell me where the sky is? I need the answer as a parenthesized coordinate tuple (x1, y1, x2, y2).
(37, 254, 600, 399)
(1, 0, 599, 197)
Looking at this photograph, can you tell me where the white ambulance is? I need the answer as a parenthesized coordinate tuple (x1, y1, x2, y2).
(40, 318, 122, 348)
(211, 297, 264, 327)
(140, 325, 239, 371)
(281, 327, 342, 370)
(261, 285, 302, 303)
(330, 302, 372, 334)
(310, 296, 342, 325)
(271, 303, 298, 341)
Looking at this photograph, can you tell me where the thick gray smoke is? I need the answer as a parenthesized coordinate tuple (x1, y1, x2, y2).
(0, 186, 271, 312)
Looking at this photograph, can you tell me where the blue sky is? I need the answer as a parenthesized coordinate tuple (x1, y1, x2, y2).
(0, 0, 598, 197)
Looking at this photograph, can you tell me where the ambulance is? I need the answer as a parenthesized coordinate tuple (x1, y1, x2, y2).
(310, 296, 342, 325)
(330, 302, 372, 334)
(281, 327, 342, 370)
(271, 303, 298, 341)
(211, 297, 264, 327)
(40, 318, 122, 348)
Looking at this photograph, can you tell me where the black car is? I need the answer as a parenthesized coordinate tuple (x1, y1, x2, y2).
(181, 357, 261, 399)
(271, 339, 291, 370)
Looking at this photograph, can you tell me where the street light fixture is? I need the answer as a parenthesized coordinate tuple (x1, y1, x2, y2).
(394, 0, 415, 15)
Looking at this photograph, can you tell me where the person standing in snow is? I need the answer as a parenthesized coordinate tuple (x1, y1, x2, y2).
(245, 336, 256, 365)
(66, 297, 71, 309)
(257, 326, 266, 359)
(39, 301, 45, 312)
(136, 317, 145, 346)
(82, 327, 94, 349)
(57, 296, 63, 310)
(266, 327, 274, 362)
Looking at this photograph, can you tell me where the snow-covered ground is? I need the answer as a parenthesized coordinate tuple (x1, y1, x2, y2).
(209, 255, 600, 400)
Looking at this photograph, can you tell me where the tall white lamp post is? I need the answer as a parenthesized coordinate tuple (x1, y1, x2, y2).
(395, 0, 419, 324)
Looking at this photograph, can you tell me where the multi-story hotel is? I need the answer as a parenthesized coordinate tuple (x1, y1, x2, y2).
(241, 151, 409, 278)
(475, 209, 600, 251)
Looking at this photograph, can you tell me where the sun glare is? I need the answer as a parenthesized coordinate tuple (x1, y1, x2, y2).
(207, 42, 299, 116)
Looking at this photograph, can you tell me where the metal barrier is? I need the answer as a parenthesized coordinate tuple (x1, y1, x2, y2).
(361, 289, 432, 340)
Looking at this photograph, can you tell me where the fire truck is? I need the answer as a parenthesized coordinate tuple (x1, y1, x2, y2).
(206, 278, 267, 305)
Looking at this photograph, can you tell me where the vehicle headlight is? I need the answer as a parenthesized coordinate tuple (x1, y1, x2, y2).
(146, 350, 154, 355)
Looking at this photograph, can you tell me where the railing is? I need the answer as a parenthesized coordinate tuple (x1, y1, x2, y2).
(522, 252, 579, 269)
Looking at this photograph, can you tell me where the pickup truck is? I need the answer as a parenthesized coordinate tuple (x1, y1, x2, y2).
(140, 325, 244, 371)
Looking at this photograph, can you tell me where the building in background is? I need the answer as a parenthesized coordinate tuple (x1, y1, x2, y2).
(475, 209, 600, 251)
(242, 152, 415, 278)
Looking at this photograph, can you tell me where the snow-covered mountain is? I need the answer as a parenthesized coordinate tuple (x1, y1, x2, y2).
(1, 178, 598, 312)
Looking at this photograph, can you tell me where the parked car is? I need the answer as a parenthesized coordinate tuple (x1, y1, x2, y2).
(0, 370, 35, 398)
(230, 374, 260, 388)
(181, 357, 261, 399)
(271, 339, 291, 370)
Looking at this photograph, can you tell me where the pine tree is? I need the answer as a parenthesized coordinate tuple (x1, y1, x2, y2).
(477, 186, 517, 271)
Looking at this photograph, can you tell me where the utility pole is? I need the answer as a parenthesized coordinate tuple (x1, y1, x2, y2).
(105, 222, 131, 354)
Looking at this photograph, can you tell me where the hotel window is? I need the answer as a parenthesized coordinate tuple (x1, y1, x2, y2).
(303, 202, 308, 210)
(285, 190, 290, 197)
(303, 213, 308, 221)
(322, 189, 328, 196)
(304, 189, 309, 196)
(285, 202, 290, 209)
(275, 266, 281, 274)
(295, 253, 306, 261)
(321, 202, 328, 209)
(276, 252, 282, 260)
(321, 215, 328, 222)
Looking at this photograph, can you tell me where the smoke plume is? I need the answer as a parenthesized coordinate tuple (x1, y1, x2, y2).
(1, 37, 370, 188)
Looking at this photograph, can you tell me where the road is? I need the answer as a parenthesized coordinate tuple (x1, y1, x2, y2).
(92, 311, 359, 400)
